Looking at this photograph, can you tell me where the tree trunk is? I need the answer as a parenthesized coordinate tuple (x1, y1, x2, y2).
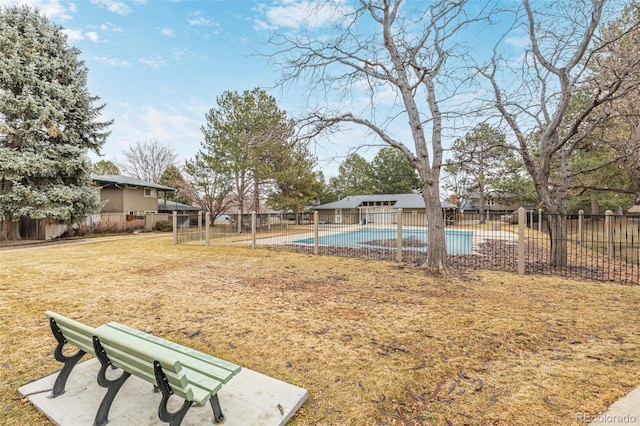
(253, 178, 260, 215)
(0, 220, 22, 241)
(478, 187, 486, 225)
(546, 213, 568, 268)
(421, 183, 449, 274)
(237, 199, 244, 234)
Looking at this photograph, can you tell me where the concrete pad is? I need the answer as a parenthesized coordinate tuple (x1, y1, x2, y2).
(587, 385, 640, 425)
(19, 358, 307, 426)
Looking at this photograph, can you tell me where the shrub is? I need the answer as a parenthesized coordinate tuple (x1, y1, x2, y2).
(154, 220, 173, 232)
(62, 219, 145, 238)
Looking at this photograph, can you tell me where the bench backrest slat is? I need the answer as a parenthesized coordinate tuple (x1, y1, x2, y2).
(46, 311, 96, 355)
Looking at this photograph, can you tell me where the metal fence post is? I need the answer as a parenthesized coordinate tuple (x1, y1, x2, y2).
(578, 210, 584, 246)
(172, 211, 178, 245)
(605, 210, 614, 258)
(396, 208, 403, 262)
(314, 210, 319, 255)
(198, 211, 203, 241)
(205, 212, 210, 247)
(251, 211, 257, 249)
(518, 207, 525, 275)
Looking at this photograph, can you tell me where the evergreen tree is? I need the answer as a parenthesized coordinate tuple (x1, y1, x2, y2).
(92, 160, 120, 175)
(0, 5, 111, 240)
(371, 147, 422, 194)
(444, 124, 519, 223)
(268, 143, 322, 216)
(327, 153, 375, 198)
(200, 88, 293, 230)
(159, 165, 192, 205)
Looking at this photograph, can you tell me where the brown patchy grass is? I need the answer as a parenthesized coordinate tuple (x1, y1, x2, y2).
(1, 234, 640, 425)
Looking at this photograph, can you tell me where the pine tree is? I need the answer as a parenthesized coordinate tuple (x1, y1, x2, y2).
(371, 147, 423, 195)
(327, 153, 375, 198)
(0, 5, 111, 240)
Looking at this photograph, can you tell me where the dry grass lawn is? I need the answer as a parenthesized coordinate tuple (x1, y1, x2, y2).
(1, 234, 640, 425)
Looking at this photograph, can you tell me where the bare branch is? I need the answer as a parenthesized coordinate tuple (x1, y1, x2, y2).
(117, 140, 178, 183)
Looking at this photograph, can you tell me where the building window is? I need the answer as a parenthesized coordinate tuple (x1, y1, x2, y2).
(144, 188, 157, 198)
(486, 198, 495, 206)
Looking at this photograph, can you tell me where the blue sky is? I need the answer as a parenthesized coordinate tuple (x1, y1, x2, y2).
(1, 0, 361, 176)
(1, 0, 547, 181)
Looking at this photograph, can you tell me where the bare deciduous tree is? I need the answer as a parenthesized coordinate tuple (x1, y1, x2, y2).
(270, 0, 488, 275)
(590, 3, 640, 208)
(118, 140, 178, 183)
(183, 152, 234, 219)
(481, 0, 640, 267)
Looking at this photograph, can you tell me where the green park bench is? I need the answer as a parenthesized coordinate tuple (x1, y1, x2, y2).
(46, 311, 241, 426)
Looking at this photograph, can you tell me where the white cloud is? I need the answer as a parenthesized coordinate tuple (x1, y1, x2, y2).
(90, 0, 131, 16)
(138, 54, 167, 68)
(90, 55, 130, 67)
(505, 35, 530, 49)
(100, 22, 123, 33)
(62, 28, 83, 41)
(187, 11, 221, 29)
(258, 0, 350, 30)
(187, 11, 212, 26)
(96, 101, 205, 163)
(171, 48, 196, 61)
(61, 28, 99, 43)
(0, 0, 75, 20)
(158, 26, 175, 37)
(85, 31, 99, 42)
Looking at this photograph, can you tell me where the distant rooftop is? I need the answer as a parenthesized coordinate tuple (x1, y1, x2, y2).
(315, 193, 456, 210)
(91, 175, 175, 191)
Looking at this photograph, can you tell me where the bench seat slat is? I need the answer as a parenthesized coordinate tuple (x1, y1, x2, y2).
(180, 365, 224, 395)
(105, 322, 241, 382)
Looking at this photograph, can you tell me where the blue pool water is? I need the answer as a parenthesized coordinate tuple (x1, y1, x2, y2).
(294, 228, 473, 255)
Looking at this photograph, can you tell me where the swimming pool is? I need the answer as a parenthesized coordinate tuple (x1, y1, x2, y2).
(294, 228, 473, 255)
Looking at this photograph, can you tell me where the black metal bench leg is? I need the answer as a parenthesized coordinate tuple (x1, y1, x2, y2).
(154, 360, 193, 426)
(210, 394, 225, 423)
(93, 336, 131, 426)
(49, 318, 86, 397)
